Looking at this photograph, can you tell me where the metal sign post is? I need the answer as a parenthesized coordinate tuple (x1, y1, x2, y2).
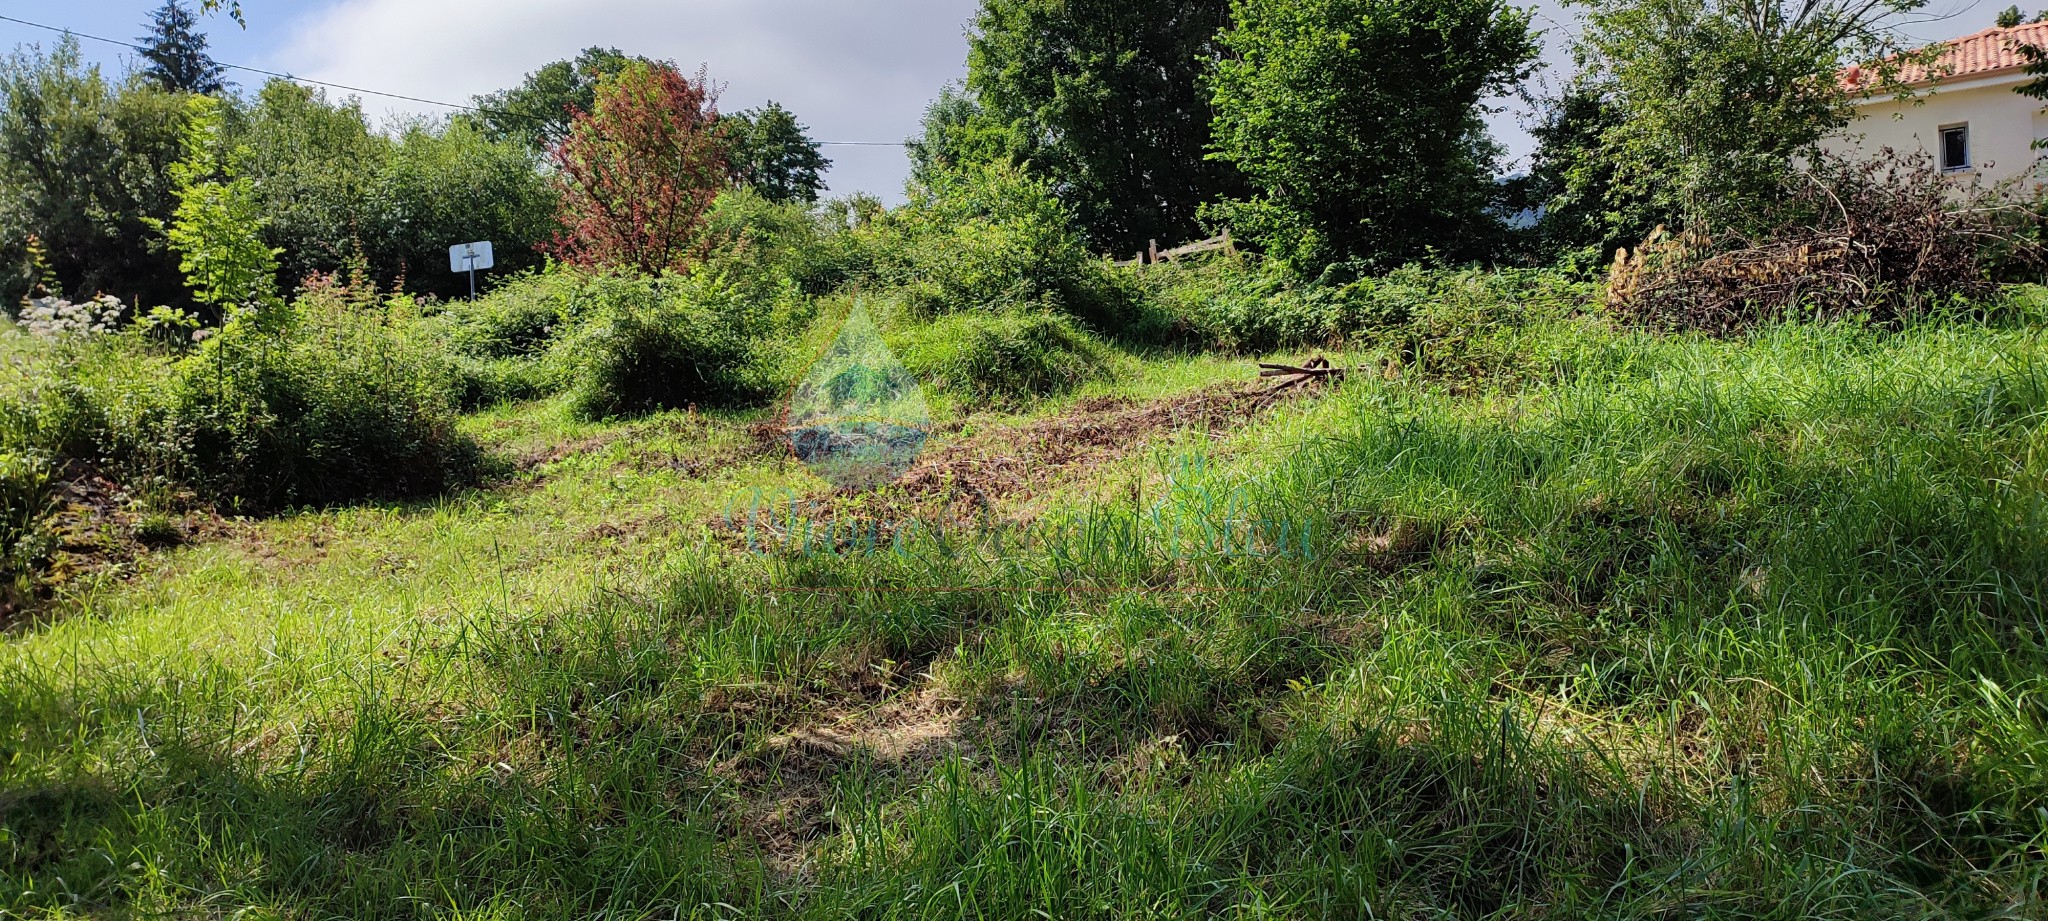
(448, 241, 495, 300)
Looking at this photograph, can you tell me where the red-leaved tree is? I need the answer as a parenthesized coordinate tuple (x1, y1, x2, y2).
(548, 62, 728, 274)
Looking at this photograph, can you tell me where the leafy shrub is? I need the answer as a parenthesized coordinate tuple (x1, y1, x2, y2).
(160, 295, 480, 511)
(1155, 258, 1597, 378)
(0, 447, 51, 606)
(0, 332, 54, 603)
(440, 276, 574, 359)
(870, 164, 1160, 338)
(702, 187, 860, 297)
(1142, 256, 1331, 352)
(568, 272, 767, 419)
(893, 309, 1112, 400)
(1608, 150, 2042, 333)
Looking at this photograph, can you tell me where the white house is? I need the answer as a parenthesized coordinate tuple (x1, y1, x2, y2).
(1826, 21, 2047, 187)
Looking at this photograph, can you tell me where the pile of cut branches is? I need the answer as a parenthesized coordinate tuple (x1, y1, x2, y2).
(1609, 150, 2040, 333)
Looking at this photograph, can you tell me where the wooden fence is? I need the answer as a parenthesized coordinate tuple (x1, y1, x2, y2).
(1113, 230, 1235, 267)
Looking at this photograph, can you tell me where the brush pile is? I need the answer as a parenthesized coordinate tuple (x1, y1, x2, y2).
(1608, 150, 2041, 333)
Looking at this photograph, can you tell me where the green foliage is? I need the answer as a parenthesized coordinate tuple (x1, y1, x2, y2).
(233, 81, 388, 290)
(377, 117, 556, 299)
(135, 0, 226, 95)
(906, 84, 1026, 188)
(721, 101, 830, 205)
(1575, 0, 1921, 235)
(424, 269, 591, 408)
(161, 294, 480, 511)
(702, 187, 859, 298)
(1516, 81, 1667, 266)
(1146, 257, 1595, 357)
(1207, 0, 1538, 270)
(567, 272, 768, 419)
(893, 308, 1113, 399)
(0, 447, 50, 605)
(0, 330, 53, 604)
(232, 82, 556, 301)
(0, 39, 188, 307)
(469, 46, 645, 154)
(875, 163, 1156, 337)
(964, 0, 1246, 251)
(153, 95, 281, 313)
(12, 291, 480, 514)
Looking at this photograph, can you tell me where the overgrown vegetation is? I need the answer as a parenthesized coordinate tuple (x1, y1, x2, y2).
(4, 1, 2048, 917)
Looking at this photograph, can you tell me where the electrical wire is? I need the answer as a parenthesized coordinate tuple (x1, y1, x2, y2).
(0, 11, 911, 147)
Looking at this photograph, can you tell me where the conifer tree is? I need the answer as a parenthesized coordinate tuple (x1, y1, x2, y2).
(137, 0, 227, 95)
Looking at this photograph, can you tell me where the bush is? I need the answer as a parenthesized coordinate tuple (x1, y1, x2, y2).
(0, 448, 52, 604)
(568, 272, 767, 419)
(161, 295, 481, 511)
(870, 164, 1161, 338)
(0, 334, 54, 601)
(702, 188, 862, 298)
(893, 309, 1113, 400)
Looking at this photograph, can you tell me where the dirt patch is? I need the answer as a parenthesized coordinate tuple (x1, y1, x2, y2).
(716, 382, 1302, 545)
(3, 461, 237, 627)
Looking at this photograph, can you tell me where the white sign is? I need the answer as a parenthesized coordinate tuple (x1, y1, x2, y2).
(449, 241, 495, 273)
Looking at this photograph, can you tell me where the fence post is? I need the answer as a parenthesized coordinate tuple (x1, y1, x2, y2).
(1148, 239, 1158, 264)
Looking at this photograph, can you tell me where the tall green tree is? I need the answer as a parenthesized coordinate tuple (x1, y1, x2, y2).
(1516, 79, 1669, 265)
(0, 39, 188, 307)
(907, 85, 1026, 189)
(1207, 0, 1538, 270)
(721, 101, 830, 204)
(470, 47, 645, 154)
(137, 0, 228, 95)
(962, 0, 1246, 252)
(376, 118, 556, 298)
(1575, 0, 1923, 236)
(234, 81, 388, 289)
(151, 94, 279, 314)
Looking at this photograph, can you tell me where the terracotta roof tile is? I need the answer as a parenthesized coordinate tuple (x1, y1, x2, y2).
(1843, 21, 2048, 90)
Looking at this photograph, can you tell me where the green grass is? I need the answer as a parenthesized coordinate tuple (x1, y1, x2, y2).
(3, 308, 2047, 918)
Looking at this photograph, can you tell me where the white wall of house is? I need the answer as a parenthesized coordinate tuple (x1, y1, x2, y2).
(1824, 74, 2044, 189)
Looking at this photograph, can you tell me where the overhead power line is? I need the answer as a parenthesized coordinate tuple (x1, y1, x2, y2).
(0, 12, 911, 148)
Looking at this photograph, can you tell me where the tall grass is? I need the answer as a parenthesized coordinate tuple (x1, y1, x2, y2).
(2, 308, 2045, 918)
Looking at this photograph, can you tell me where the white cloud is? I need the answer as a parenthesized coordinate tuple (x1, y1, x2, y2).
(269, 0, 978, 201)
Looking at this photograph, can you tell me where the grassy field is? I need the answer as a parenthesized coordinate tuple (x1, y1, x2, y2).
(4, 305, 2048, 918)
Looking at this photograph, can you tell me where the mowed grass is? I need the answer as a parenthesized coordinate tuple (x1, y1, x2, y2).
(4, 312, 2048, 919)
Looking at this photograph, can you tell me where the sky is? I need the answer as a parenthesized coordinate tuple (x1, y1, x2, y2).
(0, 0, 2015, 202)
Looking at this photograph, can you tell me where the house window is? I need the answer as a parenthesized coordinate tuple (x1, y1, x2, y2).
(1939, 124, 1970, 171)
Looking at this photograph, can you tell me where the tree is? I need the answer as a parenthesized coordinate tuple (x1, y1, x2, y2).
(548, 62, 728, 275)
(1206, 0, 1538, 270)
(721, 101, 830, 204)
(1575, 0, 1923, 236)
(963, 0, 1246, 252)
(1516, 79, 1670, 264)
(907, 85, 1026, 189)
(377, 118, 557, 298)
(234, 81, 388, 289)
(137, 0, 227, 95)
(152, 94, 279, 313)
(471, 47, 644, 154)
(1999, 5, 2026, 28)
(0, 39, 188, 307)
